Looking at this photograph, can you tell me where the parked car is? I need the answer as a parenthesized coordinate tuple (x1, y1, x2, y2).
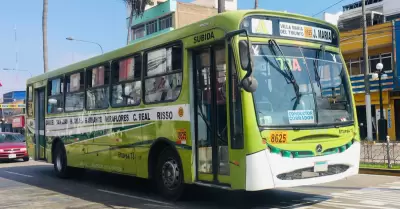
(0, 132, 29, 161)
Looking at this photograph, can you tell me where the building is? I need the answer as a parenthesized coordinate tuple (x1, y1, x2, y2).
(0, 91, 26, 133)
(323, 12, 343, 25)
(127, 0, 237, 44)
(338, 0, 400, 141)
(338, 0, 400, 32)
(2, 91, 25, 103)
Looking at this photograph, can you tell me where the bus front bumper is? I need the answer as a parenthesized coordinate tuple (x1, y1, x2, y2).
(245, 141, 360, 191)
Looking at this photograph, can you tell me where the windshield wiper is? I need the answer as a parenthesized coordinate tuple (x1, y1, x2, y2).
(313, 45, 324, 89)
(268, 39, 301, 106)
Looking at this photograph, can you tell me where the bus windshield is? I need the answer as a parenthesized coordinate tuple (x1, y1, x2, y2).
(251, 44, 353, 127)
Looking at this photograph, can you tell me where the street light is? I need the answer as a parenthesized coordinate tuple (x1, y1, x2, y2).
(375, 62, 387, 141)
(375, 63, 392, 168)
(66, 37, 104, 54)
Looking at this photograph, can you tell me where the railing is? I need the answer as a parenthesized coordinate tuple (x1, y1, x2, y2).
(350, 70, 394, 94)
(360, 140, 400, 166)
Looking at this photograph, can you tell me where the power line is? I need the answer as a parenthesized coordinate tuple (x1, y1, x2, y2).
(312, 0, 348, 17)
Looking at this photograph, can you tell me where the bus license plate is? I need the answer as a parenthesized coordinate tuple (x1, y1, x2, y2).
(269, 131, 288, 144)
(314, 161, 328, 172)
(8, 154, 16, 159)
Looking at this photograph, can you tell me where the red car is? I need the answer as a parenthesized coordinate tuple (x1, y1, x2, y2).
(0, 132, 29, 161)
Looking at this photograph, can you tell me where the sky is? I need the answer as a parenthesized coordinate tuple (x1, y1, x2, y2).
(0, 0, 353, 96)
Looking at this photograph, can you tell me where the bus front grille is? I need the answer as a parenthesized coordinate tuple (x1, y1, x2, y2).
(276, 164, 349, 180)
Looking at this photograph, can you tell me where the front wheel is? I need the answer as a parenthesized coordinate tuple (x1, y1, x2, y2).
(53, 142, 70, 178)
(23, 157, 29, 162)
(155, 147, 184, 201)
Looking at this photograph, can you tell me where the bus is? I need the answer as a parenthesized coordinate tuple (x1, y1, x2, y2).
(25, 9, 360, 200)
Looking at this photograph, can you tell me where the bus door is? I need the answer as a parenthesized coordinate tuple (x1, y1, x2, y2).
(193, 44, 230, 185)
(34, 88, 47, 161)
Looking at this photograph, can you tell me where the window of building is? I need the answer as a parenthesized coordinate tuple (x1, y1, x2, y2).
(144, 44, 182, 103)
(370, 55, 380, 73)
(381, 53, 392, 71)
(159, 15, 172, 30)
(146, 20, 158, 35)
(65, 71, 85, 112)
(111, 55, 142, 107)
(346, 53, 393, 76)
(132, 25, 145, 40)
(47, 77, 64, 114)
(86, 64, 110, 110)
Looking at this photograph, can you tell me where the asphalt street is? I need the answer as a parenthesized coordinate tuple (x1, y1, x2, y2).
(0, 160, 399, 209)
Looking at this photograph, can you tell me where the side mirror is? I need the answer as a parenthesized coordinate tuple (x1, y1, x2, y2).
(225, 29, 258, 93)
(238, 40, 258, 92)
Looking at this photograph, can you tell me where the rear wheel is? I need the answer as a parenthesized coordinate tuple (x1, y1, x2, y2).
(155, 147, 185, 201)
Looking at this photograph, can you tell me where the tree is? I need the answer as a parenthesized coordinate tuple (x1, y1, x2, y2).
(123, 0, 154, 45)
(42, 0, 48, 73)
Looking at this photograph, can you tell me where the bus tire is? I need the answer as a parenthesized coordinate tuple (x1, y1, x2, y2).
(53, 142, 70, 178)
(155, 147, 184, 200)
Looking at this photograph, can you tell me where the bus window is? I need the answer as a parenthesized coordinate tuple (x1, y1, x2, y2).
(86, 64, 111, 110)
(144, 45, 183, 103)
(65, 71, 85, 112)
(47, 77, 64, 114)
(111, 55, 142, 107)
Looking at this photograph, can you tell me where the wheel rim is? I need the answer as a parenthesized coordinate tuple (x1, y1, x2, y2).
(161, 158, 180, 190)
(56, 154, 62, 171)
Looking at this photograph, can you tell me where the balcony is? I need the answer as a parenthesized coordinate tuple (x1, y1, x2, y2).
(350, 70, 394, 94)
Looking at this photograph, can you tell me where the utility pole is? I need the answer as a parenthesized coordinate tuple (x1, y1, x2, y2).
(218, 0, 225, 13)
(362, 0, 373, 141)
(255, 0, 258, 9)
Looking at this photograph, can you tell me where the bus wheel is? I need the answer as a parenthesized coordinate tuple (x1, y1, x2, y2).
(155, 147, 184, 200)
(53, 142, 69, 178)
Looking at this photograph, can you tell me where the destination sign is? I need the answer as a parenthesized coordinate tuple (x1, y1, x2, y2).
(279, 22, 332, 43)
(240, 16, 338, 46)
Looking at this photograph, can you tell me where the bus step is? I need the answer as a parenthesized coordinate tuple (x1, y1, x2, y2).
(194, 181, 231, 190)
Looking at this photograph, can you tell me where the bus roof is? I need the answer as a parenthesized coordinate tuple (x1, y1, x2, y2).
(27, 9, 337, 85)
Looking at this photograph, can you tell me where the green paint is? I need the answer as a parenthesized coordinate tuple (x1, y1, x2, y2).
(26, 10, 359, 192)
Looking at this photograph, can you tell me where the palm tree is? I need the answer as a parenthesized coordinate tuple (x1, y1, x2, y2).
(42, 0, 48, 73)
(123, 0, 154, 45)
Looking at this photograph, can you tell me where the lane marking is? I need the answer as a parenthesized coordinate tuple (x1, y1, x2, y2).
(360, 200, 386, 206)
(97, 189, 171, 205)
(4, 171, 33, 178)
(357, 174, 400, 178)
(144, 204, 176, 208)
(319, 201, 396, 209)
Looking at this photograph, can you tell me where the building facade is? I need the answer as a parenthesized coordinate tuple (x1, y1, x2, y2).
(0, 91, 26, 132)
(338, 0, 400, 141)
(127, 0, 237, 44)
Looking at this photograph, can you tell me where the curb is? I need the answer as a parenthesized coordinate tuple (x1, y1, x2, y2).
(359, 168, 400, 176)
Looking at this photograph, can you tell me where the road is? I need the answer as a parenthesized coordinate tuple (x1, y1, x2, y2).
(0, 160, 399, 209)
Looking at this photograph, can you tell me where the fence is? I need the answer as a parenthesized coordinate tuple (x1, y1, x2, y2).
(360, 140, 400, 166)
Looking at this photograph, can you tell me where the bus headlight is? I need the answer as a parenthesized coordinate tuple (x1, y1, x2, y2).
(20, 148, 27, 151)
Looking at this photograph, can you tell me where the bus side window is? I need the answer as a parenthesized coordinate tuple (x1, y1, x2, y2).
(65, 71, 85, 112)
(229, 47, 244, 149)
(47, 77, 64, 114)
(111, 55, 142, 107)
(86, 64, 111, 110)
(144, 44, 183, 104)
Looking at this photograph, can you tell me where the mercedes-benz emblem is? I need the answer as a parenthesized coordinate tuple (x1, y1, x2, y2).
(316, 144, 323, 153)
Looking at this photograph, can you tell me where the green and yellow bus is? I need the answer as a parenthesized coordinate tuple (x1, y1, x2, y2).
(25, 9, 360, 199)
